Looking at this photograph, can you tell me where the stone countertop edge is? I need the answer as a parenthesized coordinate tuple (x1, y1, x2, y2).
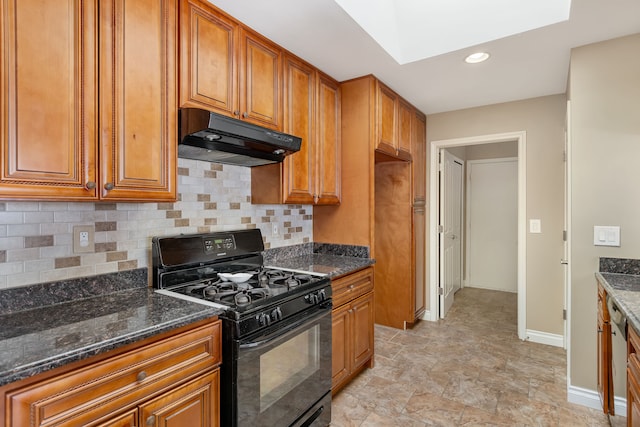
(596, 272, 640, 335)
(0, 288, 223, 387)
(266, 253, 375, 278)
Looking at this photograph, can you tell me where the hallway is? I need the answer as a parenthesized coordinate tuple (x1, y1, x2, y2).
(331, 287, 610, 426)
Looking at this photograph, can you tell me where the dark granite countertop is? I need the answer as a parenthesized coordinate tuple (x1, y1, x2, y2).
(267, 253, 375, 278)
(596, 258, 640, 335)
(0, 244, 374, 388)
(596, 272, 640, 335)
(0, 270, 222, 387)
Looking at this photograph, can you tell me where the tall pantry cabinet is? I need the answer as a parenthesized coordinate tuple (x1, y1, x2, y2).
(0, 0, 177, 201)
(314, 75, 427, 329)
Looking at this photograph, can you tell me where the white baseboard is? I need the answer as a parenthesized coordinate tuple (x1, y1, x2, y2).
(567, 385, 602, 410)
(420, 310, 435, 322)
(613, 394, 627, 415)
(525, 329, 564, 347)
(567, 385, 626, 414)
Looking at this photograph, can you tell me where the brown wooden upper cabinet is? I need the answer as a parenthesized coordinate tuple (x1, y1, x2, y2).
(412, 111, 427, 203)
(0, 0, 176, 201)
(251, 55, 341, 205)
(179, 0, 282, 130)
(375, 80, 412, 161)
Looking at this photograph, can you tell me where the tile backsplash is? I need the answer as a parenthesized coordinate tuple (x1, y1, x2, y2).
(0, 158, 313, 289)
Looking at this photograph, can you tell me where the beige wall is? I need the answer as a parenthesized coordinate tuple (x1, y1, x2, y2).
(568, 33, 640, 391)
(466, 141, 518, 160)
(427, 94, 566, 335)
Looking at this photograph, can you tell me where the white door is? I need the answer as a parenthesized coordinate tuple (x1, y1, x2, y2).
(467, 158, 518, 292)
(439, 150, 463, 318)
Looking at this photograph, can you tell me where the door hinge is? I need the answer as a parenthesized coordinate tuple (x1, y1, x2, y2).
(438, 225, 444, 233)
(438, 287, 444, 295)
(563, 309, 567, 320)
(563, 230, 567, 241)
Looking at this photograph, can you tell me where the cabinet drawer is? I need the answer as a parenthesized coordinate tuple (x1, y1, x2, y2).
(332, 268, 373, 308)
(7, 320, 221, 427)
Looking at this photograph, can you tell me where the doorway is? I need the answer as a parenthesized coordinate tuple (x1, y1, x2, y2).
(428, 131, 527, 340)
(466, 158, 518, 292)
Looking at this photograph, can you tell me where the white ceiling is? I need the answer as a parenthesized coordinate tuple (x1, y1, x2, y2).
(207, 0, 640, 115)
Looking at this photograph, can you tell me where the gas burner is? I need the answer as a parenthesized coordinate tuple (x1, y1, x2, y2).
(286, 275, 300, 288)
(258, 270, 270, 288)
(269, 272, 313, 290)
(202, 281, 235, 297)
(212, 287, 271, 307)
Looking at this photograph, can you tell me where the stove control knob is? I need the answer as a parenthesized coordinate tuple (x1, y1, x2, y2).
(258, 312, 271, 326)
(271, 307, 283, 321)
(319, 289, 327, 301)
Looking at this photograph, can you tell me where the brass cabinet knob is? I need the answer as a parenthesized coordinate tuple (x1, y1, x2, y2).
(242, 112, 249, 118)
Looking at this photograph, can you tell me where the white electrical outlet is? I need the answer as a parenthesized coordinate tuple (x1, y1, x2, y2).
(272, 223, 279, 236)
(73, 225, 95, 253)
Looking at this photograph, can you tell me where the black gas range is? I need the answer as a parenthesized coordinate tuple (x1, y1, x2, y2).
(152, 229, 332, 427)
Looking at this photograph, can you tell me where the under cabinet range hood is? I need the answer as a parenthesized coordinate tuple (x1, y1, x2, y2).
(178, 108, 302, 167)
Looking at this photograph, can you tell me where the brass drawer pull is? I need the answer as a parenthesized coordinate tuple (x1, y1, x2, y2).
(136, 371, 147, 382)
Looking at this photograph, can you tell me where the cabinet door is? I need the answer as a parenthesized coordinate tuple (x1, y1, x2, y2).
(351, 292, 374, 370)
(99, 0, 177, 201)
(239, 28, 282, 130)
(179, 0, 238, 116)
(375, 81, 397, 157)
(315, 72, 341, 205)
(92, 409, 138, 427)
(141, 370, 219, 427)
(331, 303, 352, 391)
(0, 0, 98, 200)
(397, 99, 413, 161)
(597, 313, 608, 411)
(281, 54, 315, 204)
(412, 111, 427, 203)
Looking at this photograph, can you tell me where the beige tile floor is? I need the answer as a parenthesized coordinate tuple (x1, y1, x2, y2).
(331, 287, 614, 426)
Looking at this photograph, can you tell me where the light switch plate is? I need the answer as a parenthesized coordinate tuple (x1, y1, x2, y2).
(529, 219, 541, 234)
(593, 225, 620, 247)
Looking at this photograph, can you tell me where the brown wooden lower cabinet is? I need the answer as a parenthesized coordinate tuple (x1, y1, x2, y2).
(1, 319, 221, 427)
(597, 281, 613, 414)
(331, 267, 374, 394)
(628, 325, 640, 426)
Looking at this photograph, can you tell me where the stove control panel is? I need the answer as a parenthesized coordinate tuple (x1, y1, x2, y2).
(203, 235, 236, 255)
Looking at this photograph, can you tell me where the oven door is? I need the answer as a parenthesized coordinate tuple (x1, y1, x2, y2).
(234, 302, 332, 427)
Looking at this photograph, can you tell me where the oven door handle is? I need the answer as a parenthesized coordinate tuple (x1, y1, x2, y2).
(239, 303, 331, 350)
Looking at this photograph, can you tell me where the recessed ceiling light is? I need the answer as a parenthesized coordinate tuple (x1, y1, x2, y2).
(465, 52, 490, 64)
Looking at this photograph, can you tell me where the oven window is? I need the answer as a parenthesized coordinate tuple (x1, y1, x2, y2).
(259, 324, 321, 412)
